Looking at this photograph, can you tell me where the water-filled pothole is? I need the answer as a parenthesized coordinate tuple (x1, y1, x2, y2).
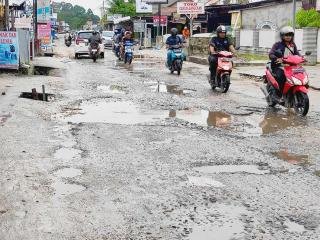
(54, 167, 83, 178)
(194, 165, 269, 175)
(273, 150, 310, 165)
(97, 85, 126, 94)
(188, 176, 225, 187)
(284, 220, 306, 233)
(64, 100, 168, 124)
(54, 148, 82, 160)
(150, 83, 195, 95)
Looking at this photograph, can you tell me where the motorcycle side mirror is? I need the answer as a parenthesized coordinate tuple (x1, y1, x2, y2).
(235, 46, 240, 50)
(275, 49, 283, 58)
(305, 51, 312, 56)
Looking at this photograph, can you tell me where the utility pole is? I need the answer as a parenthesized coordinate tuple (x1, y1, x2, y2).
(33, 0, 38, 55)
(157, 3, 161, 36)
(5, 0, 8, 30)
(292, 0, 296, 31)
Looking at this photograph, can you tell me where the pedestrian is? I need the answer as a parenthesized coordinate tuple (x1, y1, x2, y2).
(182, 26, 190, 39)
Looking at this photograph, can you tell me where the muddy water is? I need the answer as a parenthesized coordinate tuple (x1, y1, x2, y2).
(65, 100, 168, 124)
(195, 165, 269, 175)
(273, 150, 310, 165)
(54, 168, 83, 178)
(189, 204, 248, 240)
(150, 83, 195, 95)
(97, 85, 126, 94)
(54, 147, 81, 160)
(284, 220, 306, 233)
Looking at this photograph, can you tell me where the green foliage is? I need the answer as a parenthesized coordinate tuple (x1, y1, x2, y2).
(109, 0, 136, 17)
(57, 3, 100, 30)
(296, 9, 320, 28)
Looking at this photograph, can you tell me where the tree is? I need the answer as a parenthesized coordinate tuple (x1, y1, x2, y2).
(296, 8, 320, 28)
(109, 0, 136, 17)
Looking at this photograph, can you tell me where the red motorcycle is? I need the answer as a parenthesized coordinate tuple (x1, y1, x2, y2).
(261, 52, 311, 116)
(209, 51, 234, 93)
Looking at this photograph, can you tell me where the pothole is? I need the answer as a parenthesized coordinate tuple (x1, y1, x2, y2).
(64, 100, 168, 124)
(54, 167, 83, 178)
(150, 83, 195, 95)
(20, 87, 55, 102)
(194, 165, 269, 175)
(188, 176, 225, 188)
(97, 85, 126, 94)
(284, 220, 306, 233)
(54, 148, 82, 160)
(273, 150, 310, 166)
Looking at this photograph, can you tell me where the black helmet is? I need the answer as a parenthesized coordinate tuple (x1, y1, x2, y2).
(171, 28, 178, 36)
(216, 25, 227, 33)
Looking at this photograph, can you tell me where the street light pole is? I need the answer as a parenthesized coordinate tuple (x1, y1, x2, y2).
(33, 0, 38, 55)
(292, 0, 296, 31)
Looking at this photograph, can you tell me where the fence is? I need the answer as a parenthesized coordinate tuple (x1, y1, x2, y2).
(236, 27, 320, 64)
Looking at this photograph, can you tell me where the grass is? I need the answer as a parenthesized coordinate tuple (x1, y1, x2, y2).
(238, 53, 269, 62)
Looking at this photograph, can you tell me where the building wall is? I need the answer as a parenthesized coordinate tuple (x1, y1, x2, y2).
(241, 1, 302, 30)
(318, 29, 320, 62)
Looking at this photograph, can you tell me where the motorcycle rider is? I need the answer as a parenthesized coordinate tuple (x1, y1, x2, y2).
(64, 31, 72, 44)
(269, 26, 300, 99)
(208, 25, 236, 82)
(120, 31, 134, 58)
(88, 30, 102, 54)
(166, 28, 183, 68)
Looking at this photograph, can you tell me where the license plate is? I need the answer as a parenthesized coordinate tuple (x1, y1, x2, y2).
(293, 68, 305, 73)
(174, 49, 182, 53)
(125, 48, 132, 53)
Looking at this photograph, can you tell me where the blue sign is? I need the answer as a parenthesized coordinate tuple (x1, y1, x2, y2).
(0, 31, 20, 70)
(37, 0, 51, 23)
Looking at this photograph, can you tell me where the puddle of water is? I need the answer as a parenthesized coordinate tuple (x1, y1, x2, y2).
(284, 220, 306, 233)
(195, 165, 269, 175)
(189, 204, 247, 240)
(273, 150, 310, 165)
(188, 176, 225, 187)
(150, 84, 195, 95)
(52, 180, 86, 197)
(54, 168, 83, 178)
(64, 100, 168, 124)
(170, 109, 232, 128)
(54, 148, 81, 160)
(97, 85, 126, 94)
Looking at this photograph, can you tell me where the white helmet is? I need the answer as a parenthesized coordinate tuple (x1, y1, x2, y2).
(280, 26, 294, 38)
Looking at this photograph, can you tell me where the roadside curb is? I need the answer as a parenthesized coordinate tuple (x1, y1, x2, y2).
(238, 72, 320, 91)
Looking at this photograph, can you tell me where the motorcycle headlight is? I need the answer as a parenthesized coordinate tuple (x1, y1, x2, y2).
(223, 66, 230, 70)
(291, 76, 303, 85)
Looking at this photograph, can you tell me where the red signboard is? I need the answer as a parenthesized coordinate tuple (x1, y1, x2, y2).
(153, 16, 167, 26)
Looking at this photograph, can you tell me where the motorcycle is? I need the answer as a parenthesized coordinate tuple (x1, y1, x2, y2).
(209, 51, 234, 93)
(86, 40, 100, 63)
(123, 41, 134, 65)
(65, 39, 71, 47)
(113, 42, 121, 59)
(168, 45, 184, 75)
(261, 51, 311, 116)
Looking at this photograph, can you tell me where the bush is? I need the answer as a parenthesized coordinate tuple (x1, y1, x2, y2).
(296, 9, 320, 28)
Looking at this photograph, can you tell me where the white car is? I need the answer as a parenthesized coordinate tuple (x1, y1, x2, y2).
(102, 31, 114, 48)
(74, 30, 105, 59)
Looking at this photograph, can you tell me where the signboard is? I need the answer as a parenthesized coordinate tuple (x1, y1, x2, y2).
(0, 31, 19, 70)
(52, 2, 61, 13)
(136, 0, 152, 13)
(37, 0, 51, 23)
(143, 0, 168, 4)
(14, 17, 32, 29)
(177, 2, 205, 15)
(113, 16, 131, 24)
(153, 16, 167, 26)
(134, 20, 146, 32)
(38, 22, 51, 46)
(173, 13, 187, 24)
(317, 0, 320, 10)
(107, 14, 122, 22)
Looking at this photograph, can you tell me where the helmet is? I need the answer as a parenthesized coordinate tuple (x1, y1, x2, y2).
(170, 28, 178, 36)
(280, 26, 294, 38)
(216, 25, 227, 33)
(93, 30, 98, 35)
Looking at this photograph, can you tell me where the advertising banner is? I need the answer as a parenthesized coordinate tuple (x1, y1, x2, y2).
(37, 0, 51, 23)
(177, 2, 205, 15)
(15, 17, 32, 29)
(153, 16, 167, 26)
(136, 0, 152, 13)
(0, 31, 19, 70)
(38, 22, 51, 46)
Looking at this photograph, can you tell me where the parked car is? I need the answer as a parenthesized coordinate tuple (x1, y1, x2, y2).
(74, 30, 105, 59)
(102, 31, 114, 48)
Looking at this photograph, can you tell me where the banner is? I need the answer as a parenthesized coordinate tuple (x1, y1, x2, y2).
(0, 31, 19, 70)
(136, 0, 152, 13)
(15, 17, 32, 29)
(177, 2, 205, 15)
(153, 16, 167, 26)
(38, 22, 51, 46)
(37, 0, 51, 23)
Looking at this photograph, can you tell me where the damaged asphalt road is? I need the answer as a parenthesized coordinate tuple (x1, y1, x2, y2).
(0, 42, 320, 240)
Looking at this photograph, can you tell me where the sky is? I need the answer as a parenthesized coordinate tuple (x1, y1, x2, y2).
(58, 0, 103, 16)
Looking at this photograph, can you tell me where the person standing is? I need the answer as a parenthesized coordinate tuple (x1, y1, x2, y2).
(182, 26, 190, 39)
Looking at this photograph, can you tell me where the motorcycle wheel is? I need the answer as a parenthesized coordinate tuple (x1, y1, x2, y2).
(128, 57, 132, 65)
(266, 84, 277, 107)
(293, 92, 309, 116)
(93, 55, 97, 63)
(221, 74, 230, 93)
(177, 61, 182, 76)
